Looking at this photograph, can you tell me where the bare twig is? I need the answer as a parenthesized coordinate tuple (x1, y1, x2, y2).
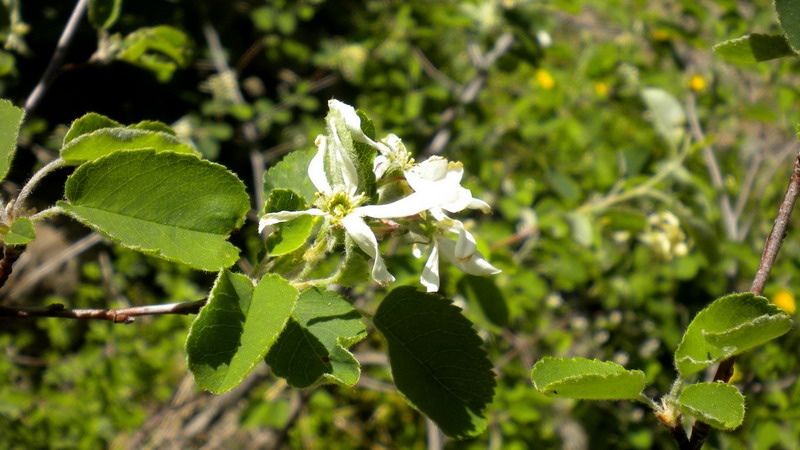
(685, 93, 738, 239)
(0, 299, 207, 324)
(425, 32, 514, 156)
(688, 150, 800, 448)
(24, 0, 89, 116)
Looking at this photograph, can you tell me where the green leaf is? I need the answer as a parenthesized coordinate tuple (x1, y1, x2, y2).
(713, 34, 797, 64)
(266, 287, 366, 388)
(58, 150, 249, 271)
(3, 217, 35, 245)
(117, 26, 192, 82)
(61, 127, 196, 164)
(373, 287, 496, 439)
(677, 382, 745, 430)
(264, 189, 315, 256)
(129, 120, 176, 135)
(262, 148, 317, 208)
(0, 99, 24, 182)
(88, 0, 121, 30)
(531, 357, 646, 400)
(776, 0, 800, 53)
(641, 87, 685, 147)
(456, 274, 509, 329)
(186, 272, 297, 394)
(63, 113, 121, 145)
(353, 109, 378, 202)
(674, 293, 793, 377)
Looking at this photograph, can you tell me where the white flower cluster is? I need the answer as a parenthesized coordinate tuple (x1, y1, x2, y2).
(260, 100, 500, 291)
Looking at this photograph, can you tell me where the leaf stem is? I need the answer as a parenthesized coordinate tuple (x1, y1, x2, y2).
(30, 205, 64, 222)
(10, 157, 65, 219)
(687, 150, 800, 448)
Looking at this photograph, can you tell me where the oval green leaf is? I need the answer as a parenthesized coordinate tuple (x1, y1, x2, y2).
(264, 189, 315, 256)
(531, 356, 646, 400)
(186, 272, 298, 394)
(118, 26, 192, 83)
(61, 127, 196, 164)
(674, 293, 793, 377)
(262, 148, 317, 207)
(63, 113, 121, 145)
(58, 150, 249, 271)
(266, 287, 366, 388)
(677, 382, 745, 430)
(0, 99, 24, 182)
(713, 34, 797, 64)
(3, 217, 35, 245)
(373, 287, 496, 439)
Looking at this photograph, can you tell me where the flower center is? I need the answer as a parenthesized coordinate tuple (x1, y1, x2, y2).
(319, 191, 364, 222)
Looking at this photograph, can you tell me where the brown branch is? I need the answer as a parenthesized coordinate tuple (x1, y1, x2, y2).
(0, 245, 23, 290)
(688, 150, 800, 448)
(0, 299, 207, 324)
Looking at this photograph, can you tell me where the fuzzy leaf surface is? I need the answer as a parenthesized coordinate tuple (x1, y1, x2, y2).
(186, 272, 297, 393)
(677, 382, 745, 430)
(674, 293, 792, 376)
(61, 127, 196, 164)
(713, 34, 796, 63)
(531, 357, 646, 400)
(0, 99, 24, 182)
(266, 288, 366, 388)
(58, 150, 249, 271)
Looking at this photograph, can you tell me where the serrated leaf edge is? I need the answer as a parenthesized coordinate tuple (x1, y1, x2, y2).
(678, 383, 745, 431)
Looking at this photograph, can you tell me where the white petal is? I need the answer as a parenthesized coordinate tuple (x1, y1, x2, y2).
(439, 186, 478, 214)
(308, 136, 332, 194)
(439, 229, 501, 276)
(328, 117, 360, 195)
(342, 214, 395, 285)
(329, 99, 380, 148)
(356, 192, 439, 219)
(420, 241, 440, 292)
(373, 154, 389, 179)
(467, 197, 492, 213)
(259, 209, 324, 232)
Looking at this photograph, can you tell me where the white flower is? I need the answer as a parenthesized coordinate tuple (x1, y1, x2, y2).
(261, 135, 404, 285)
(415, 216, 500, 292)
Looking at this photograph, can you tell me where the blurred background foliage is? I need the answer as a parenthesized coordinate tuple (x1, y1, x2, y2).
(1, 0, 799, 448)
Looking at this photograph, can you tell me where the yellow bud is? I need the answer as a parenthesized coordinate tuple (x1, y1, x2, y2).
(773, 291, 796, 315)
(535, 69, 555, 90)
(689, 75, 706, 92)
(594, 82, 609, 96)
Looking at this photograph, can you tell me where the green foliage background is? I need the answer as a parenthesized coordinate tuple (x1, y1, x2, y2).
(1, 0, 799, 448)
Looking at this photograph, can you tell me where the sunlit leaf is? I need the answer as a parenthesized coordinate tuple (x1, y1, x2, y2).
(266, 287, 366, 388)
(677, 382, 745, 430)
(3, 217, 35, 245)
(187, 272, 297, 393)
(0, 99, 24, 182)
(674, 293, 793, 376)
(531, 357, 646, 400)
(58, 150, 249, 271)
(713, 34, 796, 63)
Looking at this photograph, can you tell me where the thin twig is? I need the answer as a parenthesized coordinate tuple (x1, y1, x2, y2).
(0, 299, 207, 324)
(23, 0, 89, 116)
(688, 150, 800, 448)
(425, 32, 514, 156)
(685, 93, 738, 239)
